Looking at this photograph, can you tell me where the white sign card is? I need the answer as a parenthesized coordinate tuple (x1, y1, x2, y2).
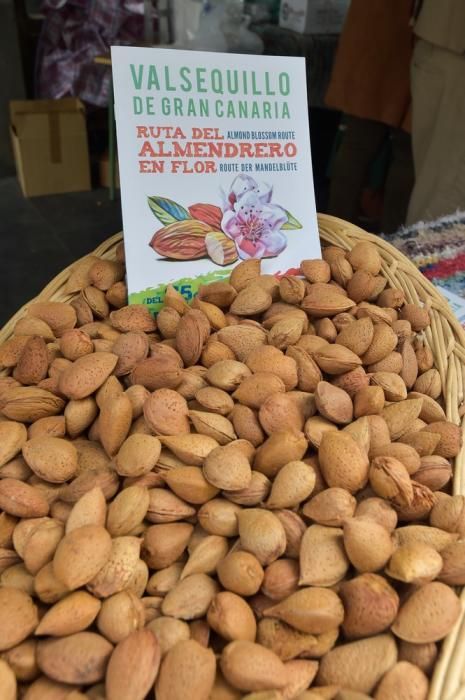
(111, 46, 320, 313)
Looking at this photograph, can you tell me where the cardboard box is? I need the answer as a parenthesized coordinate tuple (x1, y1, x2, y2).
(9, 98, 91, 197)
(279, 0, 349, 34)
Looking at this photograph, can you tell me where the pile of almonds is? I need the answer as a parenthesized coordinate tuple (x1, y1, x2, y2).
(0, 239, 464, 700)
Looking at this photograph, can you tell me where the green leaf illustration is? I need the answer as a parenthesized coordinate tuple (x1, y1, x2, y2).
(281, 210, 303, 230)
(147, 196, 191, 226)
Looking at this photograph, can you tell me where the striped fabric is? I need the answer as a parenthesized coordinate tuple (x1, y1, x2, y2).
(382, 212, 465, 297)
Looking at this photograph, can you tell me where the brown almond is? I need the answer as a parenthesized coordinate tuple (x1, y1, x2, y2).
(301, 259, 331, 283)
(164, 466, 219, 504)
(143, 523, 193, 569)
(0, 421, 27, 468)
(230, 259, 261, 291)
(65, 487, 107, 533)
(382, 399, 423, 440)
(266, 460, 315, 509)
(238, 509, 286, 566)
(22, 437, 78, 483)
(105, 628, 161, 700)
(303, 488, 356, 526)
(386, 542, 442, 584)
(254, 430, 307, 479)
(343, 517, 393, 572)
(218, 551, 264, 599)
(264, 587, 344, 635)
(421, 420, 462, 458)
(218, 325, 267, 362)
(35, 591, 101, 636)
(110, 305, 156, 332)
(58, 353, 118, 400)
(206, 359, 252, 392)
(336, 317, 374, 356)
(347, 242, 382, 275)
(53, 525, 112, 590)
(28, 302, 77, 337)
(230, 287, 272, 316)
(319, 432, 369, 493)
(299, 524, 349, 587)
(361, 323, 397, 365)
(302, 286, 355, 318)
(374, 660, 428, 700)
(207, 591, 257, 642)
(87, 536, 141, 598)
(316, 634, 397, 694)
(36, 631, 113, 684)
(220, 640, 287, 692)
(392, 581, 460, 643)
(0, 479, 49, 518)
(14, 336, 49, 385)
(155, 639, 216, 700)
(315, 381, 353, 425)
(340, 574, 399, 639)
(314, 345, 362, 375)
(0, 587, 39, 651)
(115, 434, 161, 477)
(161, 573, 219, 619)
(203, 443, 252, 491)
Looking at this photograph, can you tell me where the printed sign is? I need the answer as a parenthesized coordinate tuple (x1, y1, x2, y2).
(111, 46, 320, 313)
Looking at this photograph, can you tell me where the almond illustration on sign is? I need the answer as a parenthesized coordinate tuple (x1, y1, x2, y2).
(148, 175, 302, 265)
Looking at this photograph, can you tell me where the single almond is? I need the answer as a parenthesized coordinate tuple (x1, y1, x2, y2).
(36, 631, 113, 684)
(87, 536, 141, 598)
(316, 634, 397, 694)
(238, 509, 286, 566)
(207, 591, 257, 642)
(314, 381, 353, 425)
(392, 581, 460, 643)
(35, 591, 101, 636)
(53, 525, 112, 590)
(161, 573, 219, 619)
(143, 523, 193, 569)
(386, 542, 442, 585)
(105, 628, 161, 700)
(340, 573, 399, 640)
(58, 353, 118, 400)
(264, 587, 344, 635)
(155, 639, 216, 700)
(318, 432, 369, 493)
(266, 461, 315, 509)
(299, 524, 349, 587)
(220, 640, 288, 692)
(0, 587, 39, 651)
(343, 517, 393, 572)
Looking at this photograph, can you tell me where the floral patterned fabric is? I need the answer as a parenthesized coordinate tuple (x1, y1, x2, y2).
(36, 0, 157, 106)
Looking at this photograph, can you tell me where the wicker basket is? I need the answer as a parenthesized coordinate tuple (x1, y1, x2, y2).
(2, 213, 465, 699)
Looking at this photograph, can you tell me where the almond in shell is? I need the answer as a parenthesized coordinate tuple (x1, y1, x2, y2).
(0, 587, 39, 651)
(105, 628, 161, 700)
(13, 336, 49, 385)
(35, 591, 101, 636)
(299, 524, 349, 587)
(53, 525, 112, 590)
(155, 639, 216, 700)
(220, 640, 288, 692)
(264, 586, 344, 635)
(22, 437, 78, 483)
(36, 631, 113, 684)
(318, 432, 369, 493)
(316, 634, 397, 694)
(392, 581, 460, 643)
(58, 353, 118, 400)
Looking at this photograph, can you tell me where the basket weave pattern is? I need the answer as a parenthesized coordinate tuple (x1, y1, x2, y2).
(2, 214, 465, 699)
